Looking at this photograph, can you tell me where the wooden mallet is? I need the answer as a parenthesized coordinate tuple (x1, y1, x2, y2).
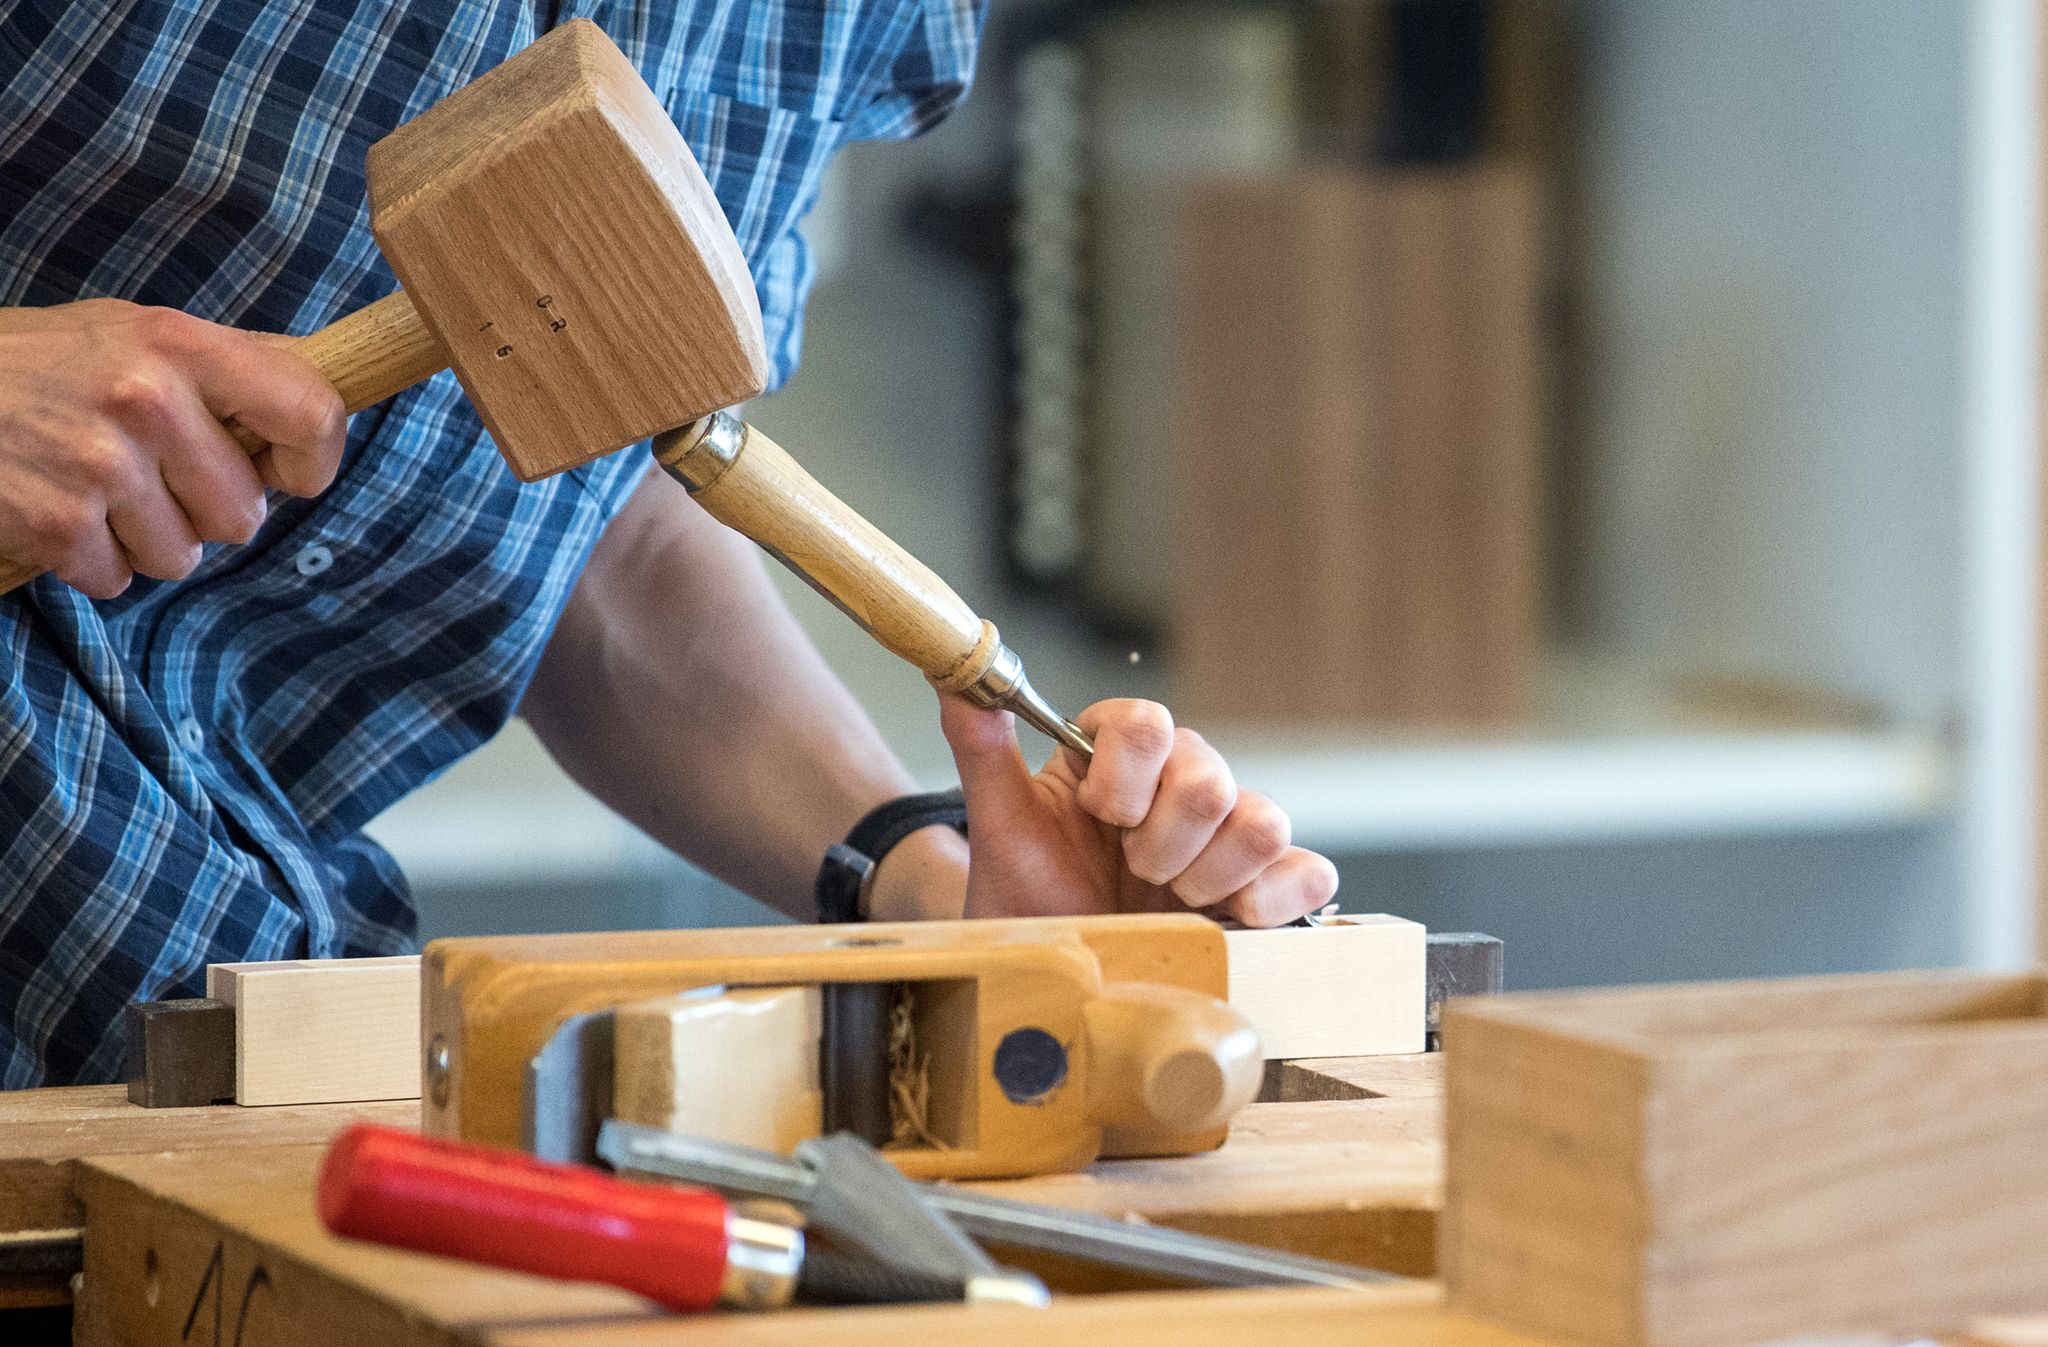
(0, 20, 1091, 755)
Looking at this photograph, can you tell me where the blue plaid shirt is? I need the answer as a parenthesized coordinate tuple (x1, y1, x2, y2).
(0, 0, 981, 1086)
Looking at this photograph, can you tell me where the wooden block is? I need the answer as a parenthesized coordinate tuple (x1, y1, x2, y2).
(366, 19, 769, 481)
(1425, 931, 1505, 1049)
(207, 956, 421, 1107)
(612, 985, 822, 1153)
(1227, 915, 1427, 1059)
(123, 998, 235, 1108)
(1442, 969, 2048, 1347)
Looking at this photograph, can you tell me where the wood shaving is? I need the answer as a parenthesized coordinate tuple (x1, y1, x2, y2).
(885, 985, 949, 1150)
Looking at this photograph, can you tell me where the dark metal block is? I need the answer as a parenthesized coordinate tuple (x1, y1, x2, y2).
(123, 998, 235, 1108)
(1425, 932, 1504, 1051)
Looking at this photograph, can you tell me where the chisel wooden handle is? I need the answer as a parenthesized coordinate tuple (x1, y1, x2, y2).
(652, 412, 1000, 692)
(653, 413, 1093, 756)
(0, 289, 448, 597)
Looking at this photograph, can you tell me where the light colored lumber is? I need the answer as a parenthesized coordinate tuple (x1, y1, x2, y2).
(1443, 969, 2048, 1347)
(612, 985, 822, 1153)
(208, 955, 422, 1107)
(1227, 914, 1426, 1059)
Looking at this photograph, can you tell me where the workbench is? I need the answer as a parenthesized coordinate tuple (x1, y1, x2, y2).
(1, 1055, 1483, 1345)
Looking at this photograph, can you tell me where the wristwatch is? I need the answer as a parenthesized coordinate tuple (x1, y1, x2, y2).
(814, 789, 970, 923)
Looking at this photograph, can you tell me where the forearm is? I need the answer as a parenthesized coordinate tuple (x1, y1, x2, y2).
(523, 466, 966, 920)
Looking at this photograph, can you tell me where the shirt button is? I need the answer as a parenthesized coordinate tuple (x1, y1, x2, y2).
(176, 718, 204, 753)
(294, 543, 335, 577)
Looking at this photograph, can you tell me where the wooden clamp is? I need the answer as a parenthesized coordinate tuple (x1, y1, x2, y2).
(421, 914, 1262, 1180)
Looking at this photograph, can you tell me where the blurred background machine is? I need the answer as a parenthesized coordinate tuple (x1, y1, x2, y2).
(374, 0, 2040, 1000)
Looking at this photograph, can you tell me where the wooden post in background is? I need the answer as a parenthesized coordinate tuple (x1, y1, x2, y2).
(1172, 165, 1542, 729)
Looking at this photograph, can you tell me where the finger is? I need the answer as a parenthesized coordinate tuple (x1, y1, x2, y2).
(1120, 728, 1237, 886)
(1213, 848, 1341, 928)
(150, 385, 267, 545)
(47, 510, 133, 599)
(1072, 698, 1174, 828)
(106, 464, 203, 581)
(1169, 790, 1293, 909)
(146, 311, 346, 497)
(937, 692, 1037, 821)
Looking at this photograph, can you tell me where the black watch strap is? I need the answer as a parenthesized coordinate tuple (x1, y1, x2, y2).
(815, 788, 970, 923)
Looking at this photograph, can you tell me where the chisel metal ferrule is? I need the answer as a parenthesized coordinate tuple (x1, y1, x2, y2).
(720, 1211, 803, 1310)
(654, 409, 746, 491)
(959, 641, 1094, 760)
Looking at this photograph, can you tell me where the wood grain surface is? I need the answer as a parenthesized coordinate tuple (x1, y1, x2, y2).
(209, 956, 422, 1106)
(486, 1287, 1560, 1347)
(1226, 915, 1426, 1059)
(0, 1086, 414, 1234)
(69, 1067, 1455, 1347)
(1443, 970, 2048, 1347)
(368, 19, 769, 480)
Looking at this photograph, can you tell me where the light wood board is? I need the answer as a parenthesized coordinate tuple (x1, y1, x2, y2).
(613, 985, 822, 1153)
(208, 956, 422, 1106)
(1226, 915, 1426, 1059)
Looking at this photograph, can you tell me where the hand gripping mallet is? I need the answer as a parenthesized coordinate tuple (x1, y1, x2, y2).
(0, 20, 1090, 756)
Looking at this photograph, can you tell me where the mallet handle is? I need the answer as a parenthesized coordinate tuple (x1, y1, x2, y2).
(0, 289, 448, 597)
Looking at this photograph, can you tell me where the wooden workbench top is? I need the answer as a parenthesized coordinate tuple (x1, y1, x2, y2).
(0, 1084, 416, 1234)
(482, 1286, 1551, 1347)
(971, 1056, 1440, 1273)
(60, 1055, 1450, 1346)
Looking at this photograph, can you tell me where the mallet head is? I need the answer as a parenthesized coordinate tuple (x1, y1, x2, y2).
(366, 19, 771, 481)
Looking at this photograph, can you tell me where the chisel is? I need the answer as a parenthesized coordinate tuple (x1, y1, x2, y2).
(318, 1124, 1036, 1310)
(653, 412, 1094, 757)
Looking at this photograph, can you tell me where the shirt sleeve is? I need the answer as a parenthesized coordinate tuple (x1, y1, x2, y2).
(841, 0, 987, 144)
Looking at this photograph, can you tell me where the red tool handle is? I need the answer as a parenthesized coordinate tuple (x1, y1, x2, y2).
(318, 1124, 733, 1312)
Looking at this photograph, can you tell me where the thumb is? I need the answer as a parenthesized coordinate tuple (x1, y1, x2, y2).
(937, 692, 1037, 821)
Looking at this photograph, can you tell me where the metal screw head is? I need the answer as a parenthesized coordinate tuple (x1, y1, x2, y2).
(427, 1034, 451, 1108)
